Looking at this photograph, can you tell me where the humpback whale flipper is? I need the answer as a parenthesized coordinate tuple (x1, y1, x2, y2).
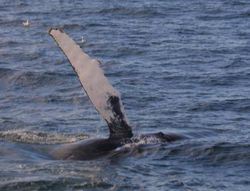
(49, 28, 133, 139)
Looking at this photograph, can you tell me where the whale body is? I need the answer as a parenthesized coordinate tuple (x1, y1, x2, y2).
(49, 28, 183, 160)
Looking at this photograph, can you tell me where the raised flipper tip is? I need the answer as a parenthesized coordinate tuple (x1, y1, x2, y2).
(48, 27, 64, 35)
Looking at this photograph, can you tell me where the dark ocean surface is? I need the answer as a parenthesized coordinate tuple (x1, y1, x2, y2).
(1, 0, 250, 190)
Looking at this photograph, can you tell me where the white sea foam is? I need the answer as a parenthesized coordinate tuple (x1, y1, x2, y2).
(0, 129, 88, 144)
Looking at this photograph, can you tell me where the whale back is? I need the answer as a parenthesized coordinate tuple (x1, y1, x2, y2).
(49, 28, 133, 139)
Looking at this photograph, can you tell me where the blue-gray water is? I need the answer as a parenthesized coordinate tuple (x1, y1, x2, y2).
(1, 0, 250, 190)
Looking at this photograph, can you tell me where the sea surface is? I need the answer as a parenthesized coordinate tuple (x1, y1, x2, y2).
(1, 0, 250, 190)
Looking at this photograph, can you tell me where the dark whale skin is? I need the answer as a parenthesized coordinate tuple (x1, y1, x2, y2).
(50, 132, 184, 160)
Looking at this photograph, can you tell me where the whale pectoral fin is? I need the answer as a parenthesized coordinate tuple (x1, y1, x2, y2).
(49, 28, 133, 139)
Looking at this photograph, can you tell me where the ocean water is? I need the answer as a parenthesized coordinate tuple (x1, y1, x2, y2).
(1, 0, 250, 190)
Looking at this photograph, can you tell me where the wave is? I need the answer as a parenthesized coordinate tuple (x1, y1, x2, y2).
(0, 67, 73, 88)
(197, 12, 250, 21)
(189, 98, 250, 112)
(99, 6, 166, 18)
(159, 140, 250, 163)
